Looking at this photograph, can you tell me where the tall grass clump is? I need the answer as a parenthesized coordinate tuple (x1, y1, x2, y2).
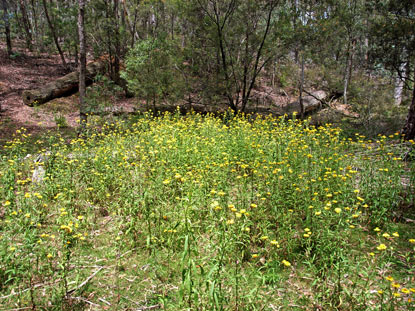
(0, 111, 414, 310)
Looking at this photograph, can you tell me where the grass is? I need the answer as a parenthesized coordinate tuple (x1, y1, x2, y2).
(0, 110, 414, 310)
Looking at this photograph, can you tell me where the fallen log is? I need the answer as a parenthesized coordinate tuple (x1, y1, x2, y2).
(22, 60, 106, 106)
(127, 90, 328, 117)
(278, 90, 327, 116)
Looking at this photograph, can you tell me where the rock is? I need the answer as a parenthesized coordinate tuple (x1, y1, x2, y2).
(32, 166, 45, 184)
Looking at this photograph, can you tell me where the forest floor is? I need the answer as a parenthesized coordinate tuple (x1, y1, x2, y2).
(0, 44, 136, 146)
(0, 45, 74, 142)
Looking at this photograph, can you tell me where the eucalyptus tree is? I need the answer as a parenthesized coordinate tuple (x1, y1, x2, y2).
(184, 0, 290, 113)
(1, 0, 12, 56)
(78, 0, 87, 129)
(42, 0, 68, 69)
(369, 0, 415, 139)
(18, 0, 33, 51)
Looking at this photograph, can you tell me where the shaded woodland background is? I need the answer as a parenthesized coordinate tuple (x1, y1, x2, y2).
(1, 0, 415, 140)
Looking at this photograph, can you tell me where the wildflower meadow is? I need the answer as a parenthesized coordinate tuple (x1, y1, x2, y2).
(0, 111, 414, 310)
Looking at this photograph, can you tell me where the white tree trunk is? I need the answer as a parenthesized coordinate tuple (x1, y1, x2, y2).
(394, 62, 406, 106)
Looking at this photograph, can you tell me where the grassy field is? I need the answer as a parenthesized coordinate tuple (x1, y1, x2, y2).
(0, 111, 414, 310)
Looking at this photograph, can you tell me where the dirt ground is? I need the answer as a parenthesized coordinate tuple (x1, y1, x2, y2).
(0, 43, 137, 146)
(0, 43, 78, 142)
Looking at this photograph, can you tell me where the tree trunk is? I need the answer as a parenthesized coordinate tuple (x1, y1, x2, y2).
(42, 0, 68, 69)
(299, 53, 305, 119)
(1, 0, 12, 56)
(78, 0, 87, 129)
(402, 69, 415, 140)
(343, 41, 352, 106)
(22, 59, 106, 106)
(131, 6, 138, 47)
(394, 62, 406, 106)
(30, 0, 40, 49)
(19, 0, 33, 51)
(113, 0, 121, 85)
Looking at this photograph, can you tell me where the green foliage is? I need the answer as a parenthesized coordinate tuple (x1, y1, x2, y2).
(0, 113, 414, 309)
(53, 113, 68, 128)
(85, 75, 123, 114)
(121, 38, 185, 105)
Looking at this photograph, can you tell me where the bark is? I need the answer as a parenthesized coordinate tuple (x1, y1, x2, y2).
(240, 1, 277, 112)
(113, 0, 121, 85)
(19, 0, 33, 51)
(42, 0, 68, 69)
(394, 62, 406, 106)
(78, 0, 87, 128)
(1, 0, 12, 56)
(22, 59, 106, 106)
(402, 69, 415, 140)
(299, 53, 305, 119)
(30, 0, 40, 47)
(131, 6, 139, 47)
(343, 40, 353, 106)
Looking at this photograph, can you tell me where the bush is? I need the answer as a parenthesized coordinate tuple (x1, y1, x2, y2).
(121, 38, 186, 107)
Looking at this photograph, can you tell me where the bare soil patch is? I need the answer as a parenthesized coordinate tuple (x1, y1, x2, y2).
(0, 44, 74, 142)
(0, 44, 136, 145)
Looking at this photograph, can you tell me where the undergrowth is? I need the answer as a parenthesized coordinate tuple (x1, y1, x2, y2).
(0, 111, 414, 310)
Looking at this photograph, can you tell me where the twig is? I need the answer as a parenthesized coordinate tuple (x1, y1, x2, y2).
(120, 248, 137, 258)
(99, 297, 111, 306)
(136, 305, 160, 311)
(0, 280, 60, 299)
(67, 266, 104, 295)
(74, 296, 100, 307)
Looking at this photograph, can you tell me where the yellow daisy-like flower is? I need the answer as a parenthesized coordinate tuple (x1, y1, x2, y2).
(281, 260, 291, 267)
(392, 282, 401, 289)
(376, 244, 387, 251)
(334, 208, 341, 214)
(60, 225, 73, 233)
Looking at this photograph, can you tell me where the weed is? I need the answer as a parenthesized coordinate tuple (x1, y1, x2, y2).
(0, 111, 414, 310)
